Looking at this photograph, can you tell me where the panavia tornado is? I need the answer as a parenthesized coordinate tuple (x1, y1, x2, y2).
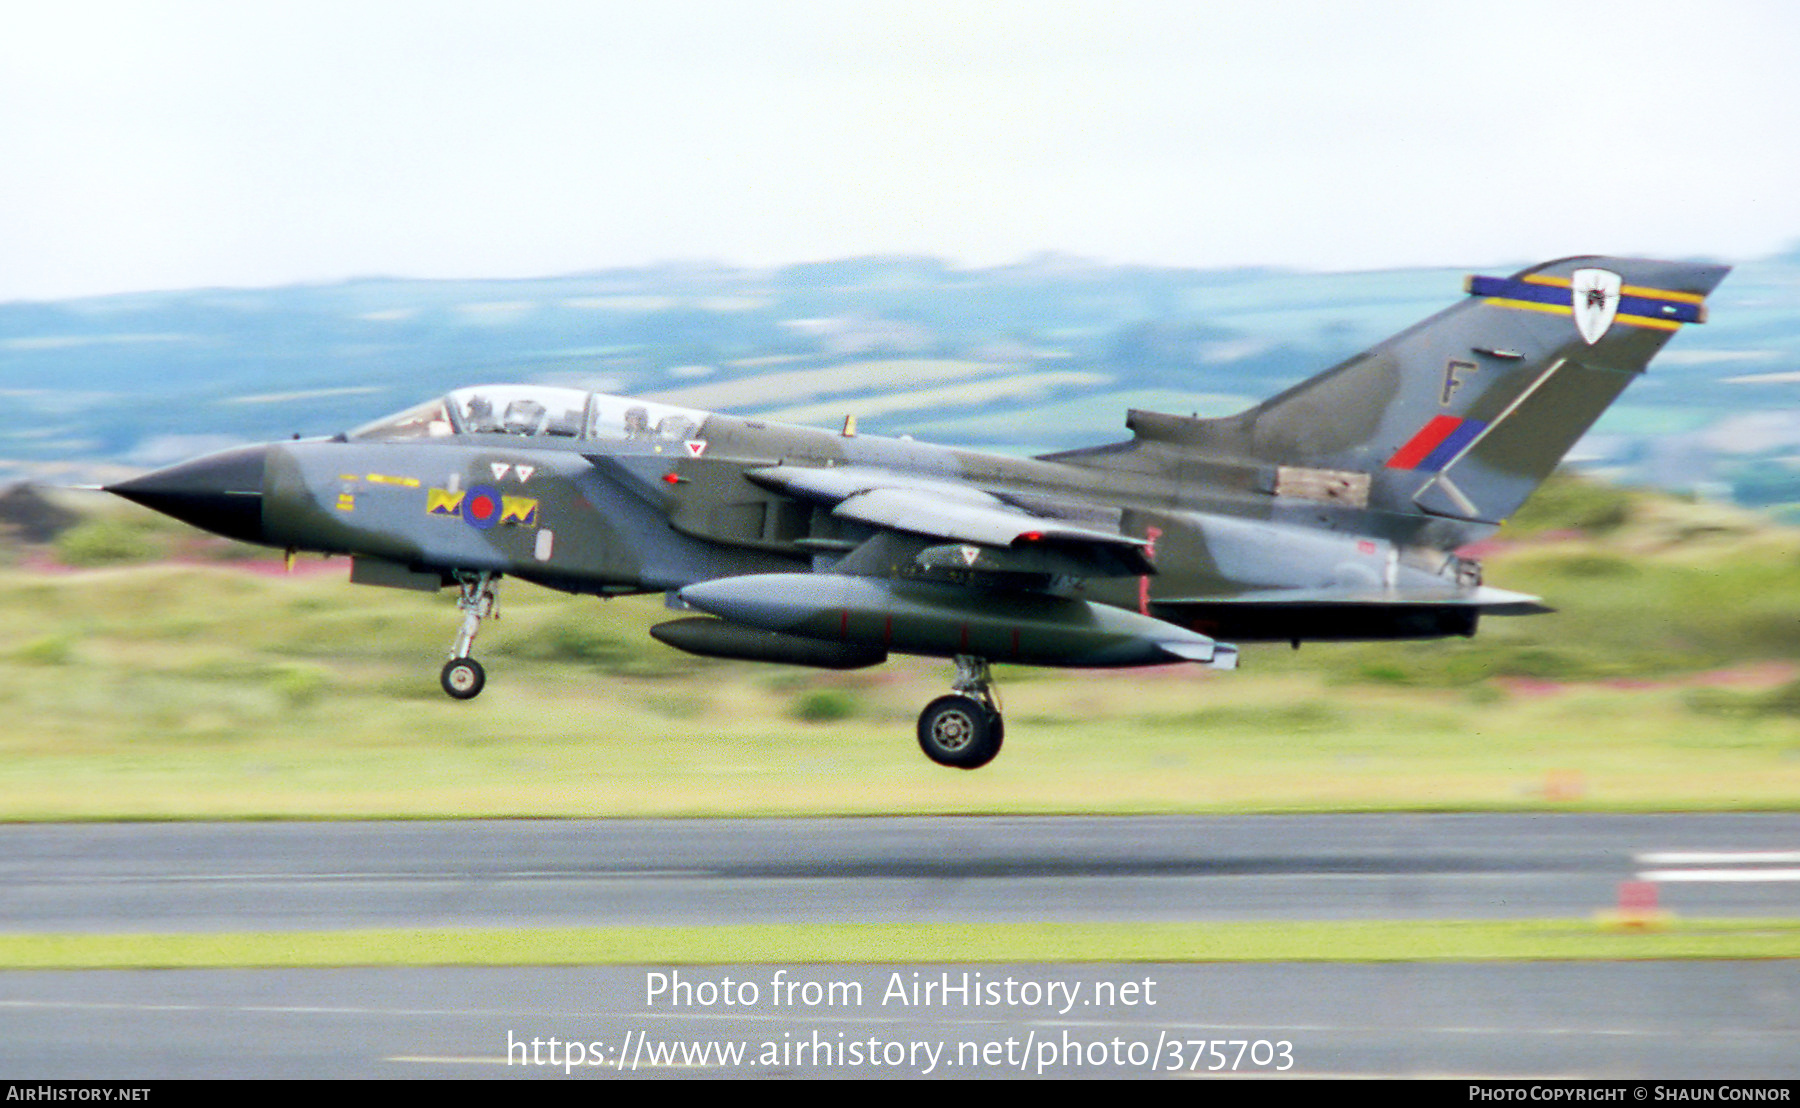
(108, 256, 1728, 768)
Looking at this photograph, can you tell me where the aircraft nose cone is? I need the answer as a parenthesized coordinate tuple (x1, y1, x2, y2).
(104, 444, 270, 544)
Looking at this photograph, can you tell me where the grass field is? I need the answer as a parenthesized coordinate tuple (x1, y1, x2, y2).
(902, 388, 1257, 443)
(5, 920, 1799, 968)
(643, 359, 1006, 410)
(751, 370, 1114, 426)
(2, 478, 1798, 821)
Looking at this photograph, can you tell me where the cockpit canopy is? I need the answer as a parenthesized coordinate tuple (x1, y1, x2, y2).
(348, 386, 710, 445)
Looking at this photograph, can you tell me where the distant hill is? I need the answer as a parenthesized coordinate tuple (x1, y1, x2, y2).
(4, 252, 1797, 509)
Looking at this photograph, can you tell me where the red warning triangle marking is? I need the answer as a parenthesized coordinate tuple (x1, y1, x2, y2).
(685, 440, 707, 457)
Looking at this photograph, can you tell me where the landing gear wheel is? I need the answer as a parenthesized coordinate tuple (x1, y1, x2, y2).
(439, 571, 500, 701)
(917, 694, 1003, 769)
(441, 657, 486, 700)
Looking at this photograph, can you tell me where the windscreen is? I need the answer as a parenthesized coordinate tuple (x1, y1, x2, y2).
(348, 386, 709, 444)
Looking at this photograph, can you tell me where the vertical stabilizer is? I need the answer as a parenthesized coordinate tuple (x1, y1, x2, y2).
(1239, 256, 1728, 526)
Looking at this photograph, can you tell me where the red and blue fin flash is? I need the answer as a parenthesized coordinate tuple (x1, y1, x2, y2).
(1385, 415, 1488, 472)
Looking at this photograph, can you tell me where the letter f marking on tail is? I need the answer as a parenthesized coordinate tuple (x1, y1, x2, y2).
(1441, 360, 1477, 407)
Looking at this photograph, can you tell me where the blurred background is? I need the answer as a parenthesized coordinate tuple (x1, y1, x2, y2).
(4, 1, 1799, 498)
(2, 1, 1797, 816)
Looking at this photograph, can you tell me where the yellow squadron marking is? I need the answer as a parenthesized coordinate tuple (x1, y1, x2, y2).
(1519, 273, 1706, 304)
(1480, 298, 1681, 331)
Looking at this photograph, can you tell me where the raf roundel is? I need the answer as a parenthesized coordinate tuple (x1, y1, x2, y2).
(462, 483, 502, 530)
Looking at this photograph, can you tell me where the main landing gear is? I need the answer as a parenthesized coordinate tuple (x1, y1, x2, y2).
(440, 572, 500, 700)
(917, 655, 1004, 770)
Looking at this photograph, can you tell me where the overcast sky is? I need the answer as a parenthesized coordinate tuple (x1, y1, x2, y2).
(2, 1, 1797, 301)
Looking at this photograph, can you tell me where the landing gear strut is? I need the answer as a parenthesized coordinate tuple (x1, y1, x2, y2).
(917, 655, 1004, 769)
(440, 571, 500, 700)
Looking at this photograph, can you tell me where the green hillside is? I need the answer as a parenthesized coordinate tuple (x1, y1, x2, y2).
(6, 251, 1798, 510)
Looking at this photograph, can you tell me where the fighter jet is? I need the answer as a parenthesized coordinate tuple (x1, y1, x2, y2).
(107, 256, 1728, 768)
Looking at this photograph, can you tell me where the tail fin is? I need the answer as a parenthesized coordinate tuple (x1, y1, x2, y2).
(1197, 256, 1728, 527)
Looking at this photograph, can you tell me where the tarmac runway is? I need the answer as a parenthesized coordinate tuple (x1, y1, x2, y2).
(4, 963, 1797, 1079)
(2, 813, 1798, 931)
(1, 814, 1796, 1079)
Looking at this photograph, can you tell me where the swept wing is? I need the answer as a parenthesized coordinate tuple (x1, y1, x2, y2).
(745, 464, 1154, 576)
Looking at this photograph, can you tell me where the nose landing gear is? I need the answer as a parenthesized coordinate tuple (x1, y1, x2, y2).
(440, 572, 500, 700)
(917, 655, 1004, 769)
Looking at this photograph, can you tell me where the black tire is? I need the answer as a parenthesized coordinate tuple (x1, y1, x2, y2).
(440, 657, 486, 700)
(917, 695, 1003, 769)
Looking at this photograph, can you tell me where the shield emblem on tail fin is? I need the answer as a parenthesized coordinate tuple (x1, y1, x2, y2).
(1571, 268, 1621, 345)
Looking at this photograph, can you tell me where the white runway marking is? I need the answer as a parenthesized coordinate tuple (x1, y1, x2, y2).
(1635, 850, 1800, 883)
(22, 870, 708, 883)
(1638, 869, 1800, 883)
(1637, 852, 1800, 865)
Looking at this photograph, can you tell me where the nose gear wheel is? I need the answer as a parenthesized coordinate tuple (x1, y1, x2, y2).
(441, 571, 500, 700)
